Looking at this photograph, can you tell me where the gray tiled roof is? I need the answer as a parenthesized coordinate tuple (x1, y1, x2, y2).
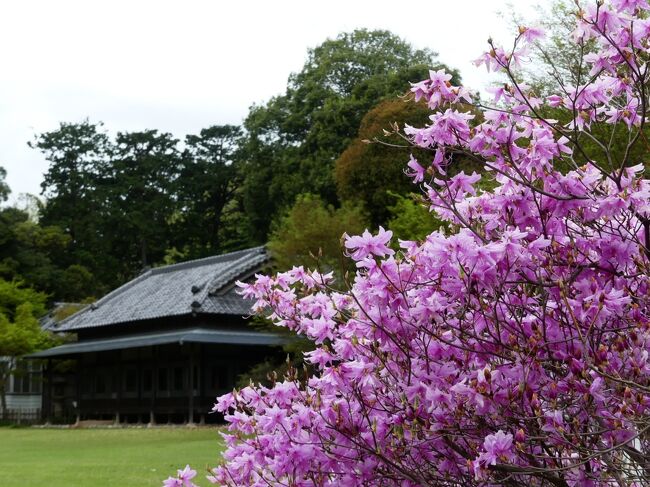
(55, 247, 268, 332)
(40, 302, 85, 331)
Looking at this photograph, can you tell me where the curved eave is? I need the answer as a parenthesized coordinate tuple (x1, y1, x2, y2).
(26, 327, 286, 358)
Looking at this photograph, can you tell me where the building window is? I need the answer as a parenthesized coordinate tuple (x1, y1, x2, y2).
(10, 360, 41, 394)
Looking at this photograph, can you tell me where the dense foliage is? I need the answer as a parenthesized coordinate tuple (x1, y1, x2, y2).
(161, 2, 650, 486)
(268, 193, 368, 277)
(25, 30, 446, 303)
(334, 98, 433, 226)
(30, 122, 246, 296)
(238, 29, 455, 242)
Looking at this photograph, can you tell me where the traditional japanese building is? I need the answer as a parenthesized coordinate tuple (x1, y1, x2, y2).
(28, 246, 284, 425)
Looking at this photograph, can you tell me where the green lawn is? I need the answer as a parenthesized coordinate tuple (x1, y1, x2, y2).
(0, 427, 224, 486)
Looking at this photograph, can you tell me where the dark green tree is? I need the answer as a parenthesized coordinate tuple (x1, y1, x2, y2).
(174, 125, 244, 258)
(0, 207, 95, 301)
(32, 120, 110, 249)
(385, 192, 444, 244)
(105, 130, 181, 275)
(32, 121, 117, 292)
(240, 29, 455, 242)
(0, 167, 11, 203)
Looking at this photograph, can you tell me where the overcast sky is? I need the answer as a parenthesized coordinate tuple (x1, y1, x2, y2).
(0, 0, 549, 202)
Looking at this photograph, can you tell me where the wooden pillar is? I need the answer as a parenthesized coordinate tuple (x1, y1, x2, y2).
(136, 348, 142, 424)
(149, 346, 157, 427)
(188, 345, 194, 424)
(44, 359, 53, 425)
(115, 351, 122, 425)
(199, 344, 205, 417)
(75, 358, 81, 425)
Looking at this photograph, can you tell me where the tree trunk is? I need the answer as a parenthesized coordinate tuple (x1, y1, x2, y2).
(141, 238, 148, 269)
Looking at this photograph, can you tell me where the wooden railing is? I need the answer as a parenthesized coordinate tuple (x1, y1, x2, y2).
(1, 408, 41, 424)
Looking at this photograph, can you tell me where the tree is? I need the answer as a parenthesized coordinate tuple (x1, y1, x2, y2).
(385, 192, 444, 243)
(0, 165, 95, 302)
(166, 2, 650, 486)
(174, 125, 243, 258)
(32, 121, 118, 293)
(105, 130, 180, 274)
(0, 166, 11, 203)
(33, 120, 110, 250)
(335, 98, 484, 227)
(0, 280, 50, 418)
(334, 98, 433, 226)
(240, 29, 453, 242)
(34, 124, 186, 288)
(267, 193, 368, 278)
(0, 204, 95, 302)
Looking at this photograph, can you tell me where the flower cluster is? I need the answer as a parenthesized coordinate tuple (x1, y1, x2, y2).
(163, 465, 198, 487)
(169, 2, 650, 485)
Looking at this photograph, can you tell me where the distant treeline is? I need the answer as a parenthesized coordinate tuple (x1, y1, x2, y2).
(5, 29, 459, 304)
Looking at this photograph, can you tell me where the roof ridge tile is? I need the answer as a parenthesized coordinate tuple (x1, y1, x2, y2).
(152, 246, 265, 275)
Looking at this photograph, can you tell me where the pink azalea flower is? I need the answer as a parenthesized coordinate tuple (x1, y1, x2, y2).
(405, 154, 425, 182)
(177, 465, 197, 487)
(344, 227, 394, 261)
(486, 85, 507, 104)
(519, 25, 545, 43)
(163, 478, 183, 487)
(447, 171, 481, 196)
(431, 149, 447, 175)
(611, 0, 649, 12)
(588, 5, 622, 32)
(479, 431, 514, 466)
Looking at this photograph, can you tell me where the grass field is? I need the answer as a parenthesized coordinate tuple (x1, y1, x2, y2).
(0, 427, 224, 486)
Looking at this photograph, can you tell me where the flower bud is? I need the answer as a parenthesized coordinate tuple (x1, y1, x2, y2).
(597, 345, 608, 363)
(515, 428, 525, 443)
(531, 393, 540, 410)
(570, 358, 583, 375)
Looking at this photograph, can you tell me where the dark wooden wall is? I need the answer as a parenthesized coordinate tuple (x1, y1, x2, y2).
(43, 342, 279, 424)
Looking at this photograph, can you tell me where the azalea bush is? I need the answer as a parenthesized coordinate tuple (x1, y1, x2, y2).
(165, 1, 650, 485)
